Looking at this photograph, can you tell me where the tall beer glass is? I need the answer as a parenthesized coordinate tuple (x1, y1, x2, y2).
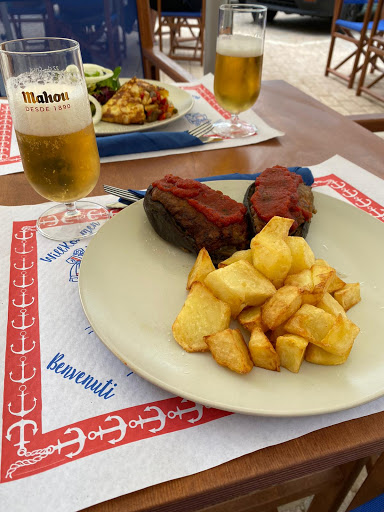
(213, 4, 267, 138)
(0, 38, 109, 241)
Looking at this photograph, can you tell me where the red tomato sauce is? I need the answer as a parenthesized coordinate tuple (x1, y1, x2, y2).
(153, 174, 246, 227)
(250, 166, 313, 231)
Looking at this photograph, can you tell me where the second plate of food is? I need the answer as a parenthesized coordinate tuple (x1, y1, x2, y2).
(94, 78, 194, 136)
(79, 180, 384, 416)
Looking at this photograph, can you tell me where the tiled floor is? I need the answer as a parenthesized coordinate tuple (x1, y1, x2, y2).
(157, 14, 378, 512)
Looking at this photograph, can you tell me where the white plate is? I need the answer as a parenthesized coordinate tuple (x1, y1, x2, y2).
(94, 79, 194, 136)
(79, 181, 384, 416)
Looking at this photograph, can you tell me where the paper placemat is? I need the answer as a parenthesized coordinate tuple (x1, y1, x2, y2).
(0, 155, 383, 511)
(0, 74, 284, 176)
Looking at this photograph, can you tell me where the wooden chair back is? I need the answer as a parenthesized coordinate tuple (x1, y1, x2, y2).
(356, 0, 384, 101)
(155, 0, 205, 66)
(325, 0, 377, 88)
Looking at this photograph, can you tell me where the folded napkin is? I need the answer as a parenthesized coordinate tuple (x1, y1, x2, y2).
(97, 131, 203, 158)
(117, 167, 314, 205)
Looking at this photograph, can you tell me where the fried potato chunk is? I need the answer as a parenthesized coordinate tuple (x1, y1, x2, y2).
(305, 343, 351, 366)
(205, 328, 253, 374)
(311, 261, 336, 295)
(285, 268, 313, 289)
(251, 233, 292, 289)
(284, 304, 335, 344)
(317, 314, 360, 356)
(259, 216, 294, 238)
(187, 248, 215, 290)
(276, 334, 308, 373)
(269, 324, 287, 345)
(334, 283, 361, 311)
(286, 236, 315, 275)
(218, 249, 252, 268)
(249, 328, 280, 371)
(237, 305, 267, 332)
(317, 292, 347, 318)
(262, 285, 302, 330)
(204, 260, 276, 318)
(172, 282, 231, 353)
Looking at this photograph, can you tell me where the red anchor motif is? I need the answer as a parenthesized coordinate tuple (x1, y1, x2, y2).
(14, 257, 34, 271)
(167, 399, 204, 424)
(8, 384, 37, 417)
(88, 415, 127, 445)
(14, 241, 33, 255)
(9, 356, 36, 383)
(12, 289, 34, 308)
(341, 188, 358, 199)
(54, 427, 86, 458)
(10, 331, 36, 355)
(13, 271, 34, 288)
(330, 181, 346, 190)
(367, 206, 384, 219)
(15, 229, 34, 241)
(6, 418, 38, 456)
(355, 197, 372, 208)
(129, 406, 167, 434)
(38, 215, 59, 227)
(11, 309, 35, 330)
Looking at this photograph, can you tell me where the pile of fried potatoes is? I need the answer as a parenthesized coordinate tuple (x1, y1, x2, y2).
(172, 216, 361, 375)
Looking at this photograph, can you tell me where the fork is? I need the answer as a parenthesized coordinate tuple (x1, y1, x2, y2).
(187, 120, 213, 139)
(103, 185, 143, 203)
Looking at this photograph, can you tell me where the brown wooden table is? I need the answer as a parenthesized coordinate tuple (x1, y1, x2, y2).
(1, 80, 384, 512)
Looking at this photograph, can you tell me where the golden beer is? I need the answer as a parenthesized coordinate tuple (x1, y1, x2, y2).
(214, 35, 263, 114)
(10, 80, 100, 203)
(16, 123, 100, 203)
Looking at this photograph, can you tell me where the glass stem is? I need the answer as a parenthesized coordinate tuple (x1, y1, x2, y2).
(64, 201, 79, 217)
(231, 114, 240, 125)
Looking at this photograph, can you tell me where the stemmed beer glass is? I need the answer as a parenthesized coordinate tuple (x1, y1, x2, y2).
(213, 4, 267, 138)
(0, 38, 108, 241)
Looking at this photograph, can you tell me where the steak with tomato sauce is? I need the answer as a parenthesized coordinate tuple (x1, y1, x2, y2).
(144, 175, 249, 265)
(244, 166, 316, 238)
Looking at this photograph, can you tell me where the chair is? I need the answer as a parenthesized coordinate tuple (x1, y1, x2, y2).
(6, 0, 55, 38)
(155, 0, 205, 65)
(345, 452, 384, 511)
(136, 0, 195, 82)
(325, 0, 383, 88)
(356, 0, 384, 102)
(50, 0, 123, 71)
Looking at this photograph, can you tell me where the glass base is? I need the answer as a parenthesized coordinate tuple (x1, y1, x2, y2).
(36, 201, 110, 242)
(213, 118, 258, 139)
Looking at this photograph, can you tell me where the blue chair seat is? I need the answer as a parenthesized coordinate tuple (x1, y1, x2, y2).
(336, 19, 384, 31)
(350, 492, 384, 512)
(161, 11, 201, 17)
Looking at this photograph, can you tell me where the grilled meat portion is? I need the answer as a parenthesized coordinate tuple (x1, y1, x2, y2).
(144, 175, 249, 266)
(244, 166, 316, 238)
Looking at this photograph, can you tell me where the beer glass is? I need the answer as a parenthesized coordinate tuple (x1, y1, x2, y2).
(0, 38, 109, 241)
(213, 4, 267, 138)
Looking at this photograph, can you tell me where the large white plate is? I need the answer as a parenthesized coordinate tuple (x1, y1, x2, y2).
(94, 79, 194, 136)
(79, 181, 384, 416)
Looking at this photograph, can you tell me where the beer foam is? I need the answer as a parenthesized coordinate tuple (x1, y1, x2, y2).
(216, 34, 263, 58)
(7, 78, 92, 137)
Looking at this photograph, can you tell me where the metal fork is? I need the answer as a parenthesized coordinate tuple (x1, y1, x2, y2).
(187, 120, 213, 138)
(103, 185, 143, 203)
